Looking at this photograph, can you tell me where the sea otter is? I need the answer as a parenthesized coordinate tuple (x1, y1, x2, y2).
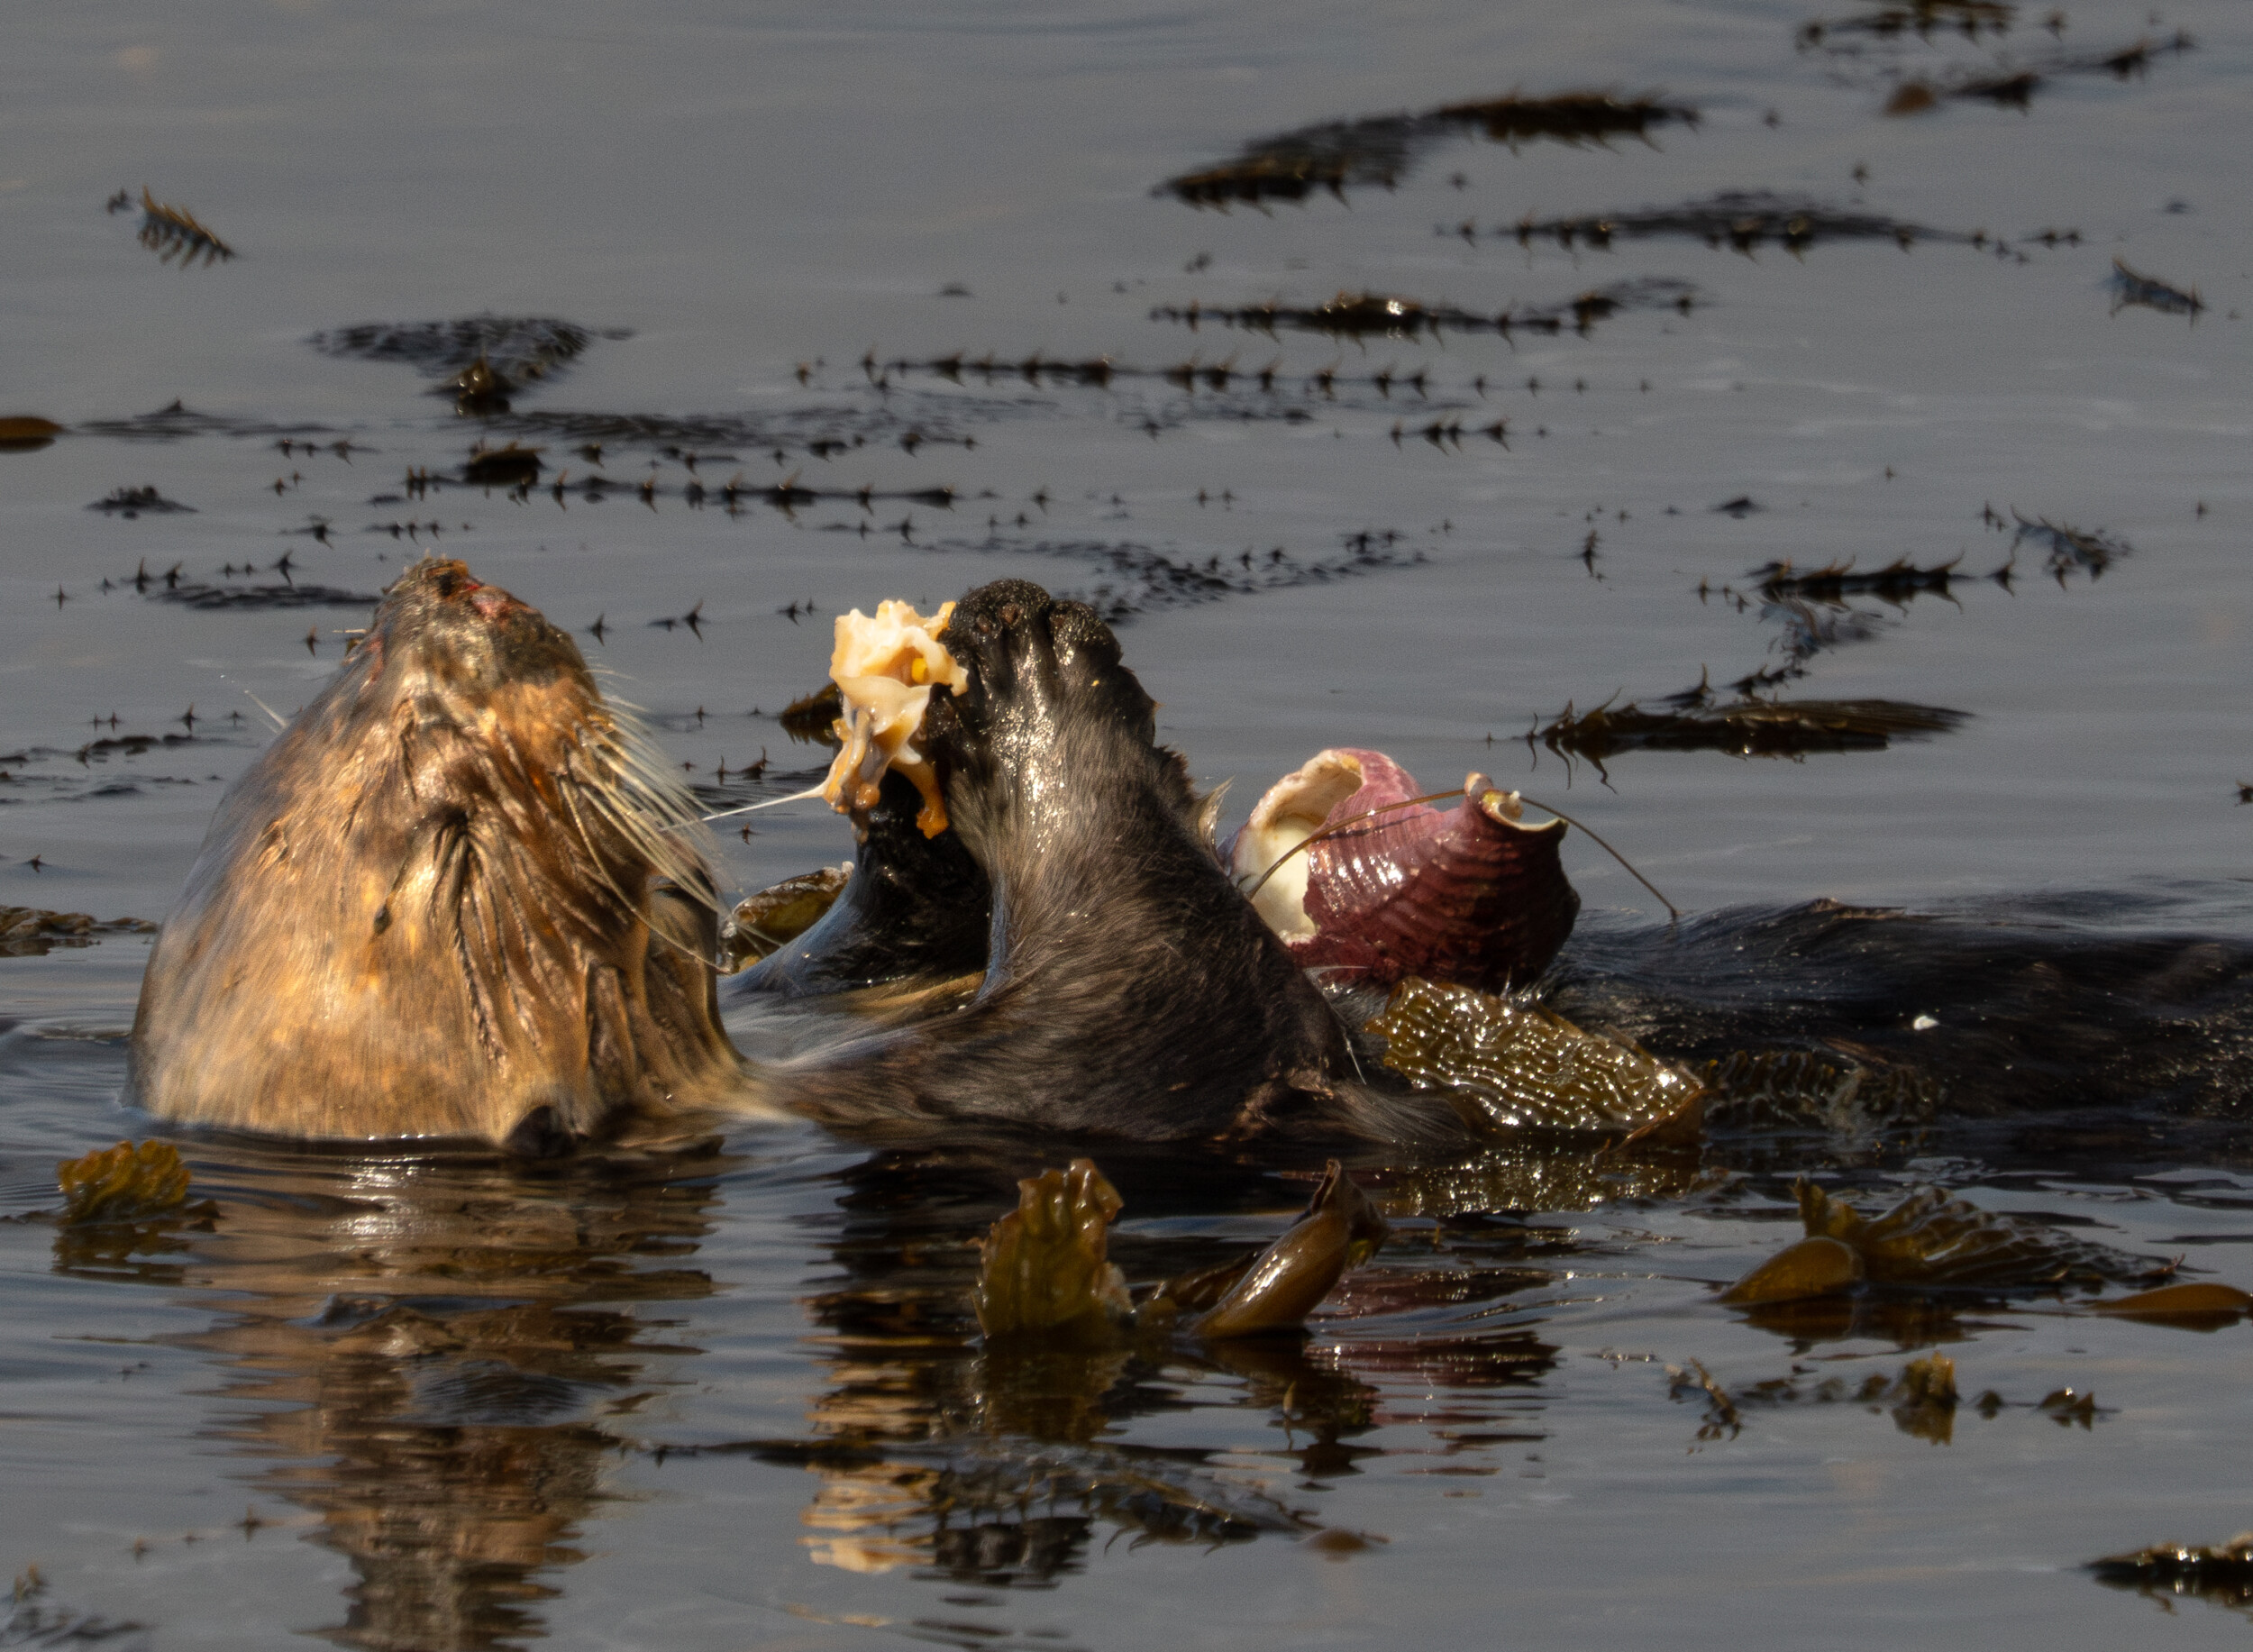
(129, 561, 1448, 1150)
(127, 559, 743, 1154)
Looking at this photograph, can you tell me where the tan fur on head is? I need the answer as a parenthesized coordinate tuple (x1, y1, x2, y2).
(128, 558, 744, 1147)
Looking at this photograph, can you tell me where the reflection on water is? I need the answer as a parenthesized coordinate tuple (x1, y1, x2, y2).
(49, 1145, 721, 1651)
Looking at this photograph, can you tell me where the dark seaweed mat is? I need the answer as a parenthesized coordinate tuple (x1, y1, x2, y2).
(308, 315, 626, 384)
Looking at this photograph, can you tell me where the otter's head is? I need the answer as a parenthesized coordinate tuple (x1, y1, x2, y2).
(129, 558, 740, 1152)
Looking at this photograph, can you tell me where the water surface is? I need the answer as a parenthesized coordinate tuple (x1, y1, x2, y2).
(4, 1, 2251, 1647)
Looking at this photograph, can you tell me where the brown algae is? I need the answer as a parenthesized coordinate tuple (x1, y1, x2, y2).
(1720, 1179, 2175, 1304)
(1160, 91, 1699, 208)
(132, 187, 234, 268)
(57, 1140, 193, 1225)
(1367, 976, 1706, 1136)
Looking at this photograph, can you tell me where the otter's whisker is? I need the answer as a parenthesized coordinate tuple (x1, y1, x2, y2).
(214, 672, 287, 732)
(1241, 789, 1467, 899)
(1516, 792, 1681, 922)
(698, 784, 829, 825)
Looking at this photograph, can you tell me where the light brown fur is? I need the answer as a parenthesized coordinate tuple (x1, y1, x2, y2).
(128, 559, 745, 1148)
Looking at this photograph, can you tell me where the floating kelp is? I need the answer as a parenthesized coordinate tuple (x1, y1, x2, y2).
(1751, 557, 1963, 606)
(1230, 749, 1579, 994)
(973, 1161, 1133, 1343)
(2011, 510, 2129, 580)
(971, 1159, 1388, 1343)
(1668, 1351, 1958, 1443)
(150, 580, 379, 612)
(1147, 1164, 1390, 1338)
(1367, 976, 1706, 1136)
(1485, 191, 1960, 253)
(1537, 694, 1966, 767)
(721, 868, 851, 971)
(131, 186, 233, 268)
(0, 416, 64, 452)
(1869, 33, 2194, 111)
(1719, 1179, 2174, 1304)
(0, 908, 157, 958)
(2090, 1281, 2253, 1329)
(1151, 278, 1701, 342)
(2109, 257, 2203, 317)
(2090, 1535, 2253, 1613)
(1160, 92, 1699, 208)
(1798, 2, 2015, 47)
(461, 441, 544, 486)
(494, 403, 983, 463)
(309, 315, 625, 410)
(924, 529, 1417, 625)
(57, 1140, 192, 1225)
(779, 682, 844, 743)
(87, 486, 194, 517)
(1695, 1047, 1940, 1139)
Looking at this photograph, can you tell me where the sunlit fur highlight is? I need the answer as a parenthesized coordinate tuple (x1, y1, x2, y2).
(128, 558, 744, 1145)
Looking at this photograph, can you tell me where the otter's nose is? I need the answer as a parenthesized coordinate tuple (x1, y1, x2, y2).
(469, 586, 524, 622)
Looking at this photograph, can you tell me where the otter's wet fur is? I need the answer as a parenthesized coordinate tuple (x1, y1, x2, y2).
(128, 558, 743, 1150)
(776, 580, 1459, 1145)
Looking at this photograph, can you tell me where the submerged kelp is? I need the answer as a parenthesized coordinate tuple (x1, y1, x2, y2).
(1669, 1351, 1959, 1444)
(1481, 190, 1960, 253)
(128, 186, 233, 269)
(1161, 91, 1699, 208)
(2011, 510, 2130, 580)
(1536, 694, 1966, 767)
(1697, 1047, 1941, 1140)
(1720, 1179, 2173, 1303)
(2108, 258, 2203, 318)
(1877, 34, 2195, 113)
(1367, 976, 1705, 1136)
(1797, 1, 2016, 46)
(309, 316, 625, 409)
(86, 486, 194, 518)
(0, 908, 156, 958)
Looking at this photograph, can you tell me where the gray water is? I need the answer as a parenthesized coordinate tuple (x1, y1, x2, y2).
(4, 1, 2252, 1646)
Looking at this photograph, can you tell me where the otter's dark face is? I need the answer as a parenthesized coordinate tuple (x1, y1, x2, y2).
(129, 557, 743, 1150)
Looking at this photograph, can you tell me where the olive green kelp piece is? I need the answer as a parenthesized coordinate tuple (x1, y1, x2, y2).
(1367, 975, 1704, 1135)
(1722, 1179, 2175, 1305)
(972, 1159, 1389, 1344)
(57, 1140, 192, 1225)
(972, 1160, 1132, 1343)
(1150, 1164, 1391, 1339)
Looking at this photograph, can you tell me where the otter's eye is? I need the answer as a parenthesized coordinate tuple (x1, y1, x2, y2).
(434, 572, 461, 599)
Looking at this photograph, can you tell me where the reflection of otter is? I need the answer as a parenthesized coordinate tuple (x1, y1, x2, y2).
(60, 1144, 723, 1652)
(130, 561, 1456, 1151)
(128, 559, 741, 1154)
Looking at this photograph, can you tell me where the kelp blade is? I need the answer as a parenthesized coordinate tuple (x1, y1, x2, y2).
(1192, 1162, 1389, 1339)
(1369, 976, 1705, 1135)
(972, 1160, 1130, 1342)
(57, 1140, 191, 1224)
(1721, 1178, 2174, 1303)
